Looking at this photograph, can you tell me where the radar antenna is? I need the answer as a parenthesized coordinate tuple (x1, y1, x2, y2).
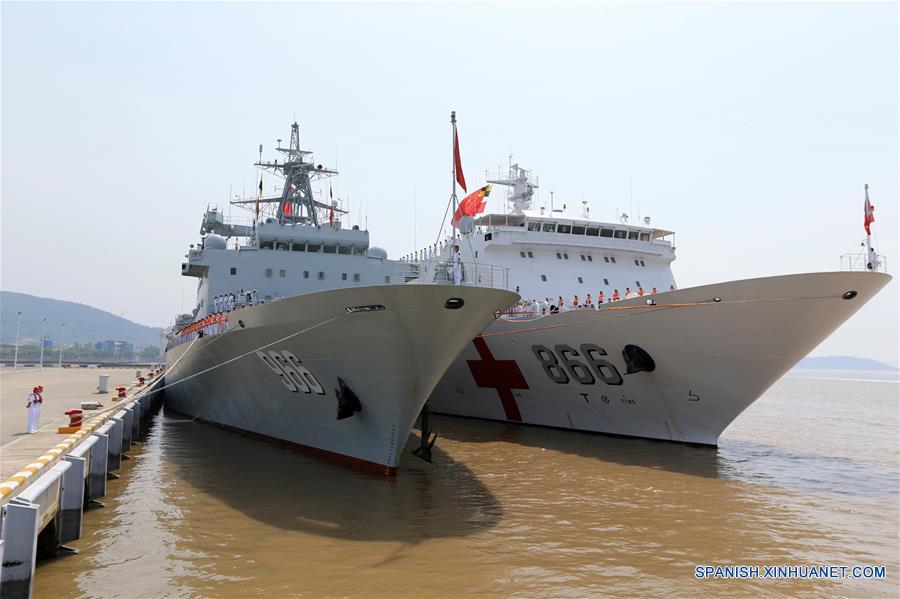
(487, 161, 538, 214)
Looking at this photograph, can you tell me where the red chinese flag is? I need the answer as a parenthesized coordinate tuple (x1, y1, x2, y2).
(864, 196, 875, 235)
(454, 128, 467, 192)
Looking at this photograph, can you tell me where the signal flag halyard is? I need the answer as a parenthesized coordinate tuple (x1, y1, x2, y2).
(452, 184, 492, 227)
(256, 176, 263, 219)
(329, 183, 335, 226)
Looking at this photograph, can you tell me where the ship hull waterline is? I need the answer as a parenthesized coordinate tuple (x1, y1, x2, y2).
(429, 271, 891, 446)
(164, 284, 518, 474)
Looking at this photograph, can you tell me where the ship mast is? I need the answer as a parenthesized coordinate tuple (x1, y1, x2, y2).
(451, 111, 459, 232)
(254, 121, 338, 227)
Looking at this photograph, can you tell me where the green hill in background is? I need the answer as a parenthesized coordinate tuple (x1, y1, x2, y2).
(1, 291, 163, 348)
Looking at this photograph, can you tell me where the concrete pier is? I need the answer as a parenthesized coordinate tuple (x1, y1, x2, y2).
(0, 367, 165, 597)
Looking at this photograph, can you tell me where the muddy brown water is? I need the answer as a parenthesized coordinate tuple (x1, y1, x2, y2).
(33, 370, 899, 597)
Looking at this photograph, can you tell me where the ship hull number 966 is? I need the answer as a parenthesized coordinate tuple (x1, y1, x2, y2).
(531, 344, 624, 386)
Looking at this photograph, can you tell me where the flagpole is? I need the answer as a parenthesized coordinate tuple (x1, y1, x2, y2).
(865, 183, 871, 269)
(451, 110, 458, 237)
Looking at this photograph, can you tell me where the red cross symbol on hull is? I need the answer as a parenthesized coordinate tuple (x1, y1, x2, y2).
(466, 336, 528, 422)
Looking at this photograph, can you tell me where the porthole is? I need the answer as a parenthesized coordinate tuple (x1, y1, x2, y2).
(445, 298, 465, 310)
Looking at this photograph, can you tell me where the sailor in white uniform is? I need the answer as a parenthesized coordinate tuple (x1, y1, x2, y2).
(452, 244, 462, 285)
(26, 385, 43, 433)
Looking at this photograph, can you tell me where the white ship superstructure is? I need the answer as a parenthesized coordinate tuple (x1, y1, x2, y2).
(413, 164, 891, 445)
(163, 123, 517, 474)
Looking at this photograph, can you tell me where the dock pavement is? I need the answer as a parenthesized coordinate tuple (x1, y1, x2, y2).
(0, 368, 143, 480)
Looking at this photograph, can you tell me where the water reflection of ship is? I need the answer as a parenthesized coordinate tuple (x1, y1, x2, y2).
(158, 410, 502, 542)
(430, 414, 900, 498)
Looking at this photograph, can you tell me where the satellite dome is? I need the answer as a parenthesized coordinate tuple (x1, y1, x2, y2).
(367, 246, 388, 259)
(205, 234, 227, 250)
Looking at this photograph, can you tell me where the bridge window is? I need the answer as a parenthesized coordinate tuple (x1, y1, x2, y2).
(230, 267, 237, 275)
(307, 244, 320, 253)
(276, 242, 290, 251)
(603, 278, 609, 285)
(572, 225, 585, 235)
(580, 255, 586, 261)
(611, 257, 616, 263)
(260, 241, 274, 249)
(556, 252, 562, 259)
(640, 260, 645, 266)
(292, 243, 305, 251)
(614, 230, 627, 239)
(527, 251, 534, 258)
(640, 232, 651, 241)
(541, 275, 547, 282)
(342, 273, 348, 280)
(353, 273, 361, 282)
(542, 223, 556, 233)
(385, 276, 390, 283)
(600, 228, 614, 238)
(628, 231, 639, 240)
(303, 271, 309, 279)
(265, 268, 272, 278)
(587, 255, 593, 262)
(604, 256, 610, 263)
(557, 224, 571, 234)
(528, 221, 541, 231)
(578, 276, 583, 283)
(323, 245, 337, 254)
(520, 251, 527, 258)
(338, 246, 351, 255)
(586, 227, 600, 236)
(636, 281, 641, 287)
(279, 269, 286, 278)
(318, 271, 325, 280)
(635, 259, 640, 266)
(563, 253, 569, 260)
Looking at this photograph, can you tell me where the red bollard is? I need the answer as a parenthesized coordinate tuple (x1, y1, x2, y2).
(138, 377, 146, 386)
(117, 386, 127, 399)
(58, 409, 84, 434)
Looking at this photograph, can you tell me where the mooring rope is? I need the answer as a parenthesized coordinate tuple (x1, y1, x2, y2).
(148, 313, 345, 395)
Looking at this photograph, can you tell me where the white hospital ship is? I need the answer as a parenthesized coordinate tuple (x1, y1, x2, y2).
(414, 163, 890, 445)
(163, 123, 517, 474)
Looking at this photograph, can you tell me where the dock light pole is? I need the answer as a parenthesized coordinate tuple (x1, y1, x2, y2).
(39, 317, 47, 370)
(58, 323, 65, 368)
(13, 311, 21, 371)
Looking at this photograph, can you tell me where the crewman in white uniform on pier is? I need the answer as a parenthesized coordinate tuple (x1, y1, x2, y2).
(452, 244, 462, 285)
(26, 385, 43, 433)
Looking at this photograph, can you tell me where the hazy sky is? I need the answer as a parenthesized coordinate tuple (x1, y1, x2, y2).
(2, 1, 897, 365)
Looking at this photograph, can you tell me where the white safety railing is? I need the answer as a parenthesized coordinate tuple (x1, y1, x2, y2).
(393, 261, 509, 290)
(840, 252, 887, 273)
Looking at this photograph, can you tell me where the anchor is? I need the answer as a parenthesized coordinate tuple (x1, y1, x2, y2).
(335, 377, 362, 420)
(411, 402, 438, 463)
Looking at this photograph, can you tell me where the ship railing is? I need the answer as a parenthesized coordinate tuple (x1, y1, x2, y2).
(393, 261, 510, 290)
(840, 252, 887, 273)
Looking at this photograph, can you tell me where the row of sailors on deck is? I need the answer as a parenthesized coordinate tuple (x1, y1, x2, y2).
(402, 235, 468, 262)
(512, 285, 677, 315)
(212, 290, 260, 313)
(179, 312, 228, 341)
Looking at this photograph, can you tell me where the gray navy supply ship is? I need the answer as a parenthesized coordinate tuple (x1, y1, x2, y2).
(163, 122, 517, 474)
(408, 163, 891, 446)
